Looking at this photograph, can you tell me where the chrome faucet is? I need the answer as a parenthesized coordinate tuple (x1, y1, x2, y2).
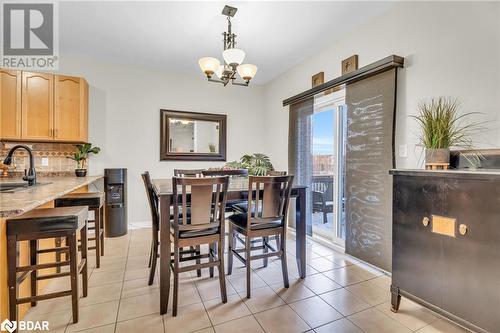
(3, 145, 37, 186)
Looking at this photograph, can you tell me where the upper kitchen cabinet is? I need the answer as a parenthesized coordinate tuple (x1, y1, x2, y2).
(54, 75, 88, 142)
(0, 69, 22, 139)
(0, 69, 88, 143)
(21, 71, 54, 140)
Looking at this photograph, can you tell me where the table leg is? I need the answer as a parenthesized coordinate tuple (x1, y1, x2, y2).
(295, 187, 307, 279)
(159, 194, 171, 315)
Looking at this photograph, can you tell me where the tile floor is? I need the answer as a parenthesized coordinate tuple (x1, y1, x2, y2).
(23, 228, 472, 333)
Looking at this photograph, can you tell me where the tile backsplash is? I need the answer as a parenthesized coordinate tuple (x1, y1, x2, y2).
(0, 142, 78, 177)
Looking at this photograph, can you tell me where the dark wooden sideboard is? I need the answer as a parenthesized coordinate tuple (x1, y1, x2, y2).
(390, 169, 500, 333)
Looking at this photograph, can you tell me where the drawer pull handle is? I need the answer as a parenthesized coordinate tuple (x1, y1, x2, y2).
(422, 217, 430, 227)
(459, 224, 467, 235)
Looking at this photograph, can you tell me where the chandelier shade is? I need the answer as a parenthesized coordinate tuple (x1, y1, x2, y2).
(237, 64, 258, 81)
(198, 57, 221, 77)
(222, 48, 246, 67)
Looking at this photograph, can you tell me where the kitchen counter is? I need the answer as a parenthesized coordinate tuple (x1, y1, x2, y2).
(389, 168, 500, 180)
(0, 176, 103, 218)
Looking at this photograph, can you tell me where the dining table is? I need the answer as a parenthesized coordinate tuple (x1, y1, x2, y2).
(152, 177, 308, 314)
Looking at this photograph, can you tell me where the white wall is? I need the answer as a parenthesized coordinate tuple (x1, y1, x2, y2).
(262, 1, 500, 170)
(58, 56, 265, 224)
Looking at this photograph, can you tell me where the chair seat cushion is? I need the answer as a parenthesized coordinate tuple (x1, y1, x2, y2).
(55, 192, 104, 209)
(7, 206, 88, 236)
(228, 213, 282, 231)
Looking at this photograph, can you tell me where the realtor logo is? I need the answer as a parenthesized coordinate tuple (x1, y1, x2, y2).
(0, 319, 16, 333)
(1, 1, 59, 69)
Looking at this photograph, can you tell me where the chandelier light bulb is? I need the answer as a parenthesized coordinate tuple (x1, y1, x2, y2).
(237, 64, 258, 81)
(223, 48, 246, 67)
(198, 57, 221, 77)
(215, 65, 224, 79)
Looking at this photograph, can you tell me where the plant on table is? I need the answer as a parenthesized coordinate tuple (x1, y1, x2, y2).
(225, 153, 274, 176)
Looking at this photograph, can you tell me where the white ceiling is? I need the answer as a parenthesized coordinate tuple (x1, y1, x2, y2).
(60, 1, 395, 84)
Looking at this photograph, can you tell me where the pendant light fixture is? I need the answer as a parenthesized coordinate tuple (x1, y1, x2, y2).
(198, 5, 258, 86)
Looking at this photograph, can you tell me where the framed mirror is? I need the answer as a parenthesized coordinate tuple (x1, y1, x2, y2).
(160, 109, 227, 161)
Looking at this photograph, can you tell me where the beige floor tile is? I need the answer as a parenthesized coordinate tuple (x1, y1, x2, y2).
(239, 285, 285, 313)
(93, 256, 127, 271)
(88, 269, 125, 287)
(308, 257, 340, 272)
(118, 292, 160, 321)
(195, 276, 237, 301)
(22, 295, 72, 317)
(121, 277, 159, 299)
(322, 267, 367, 286)
(348, 308, 412, 333)
(302, 273, 342, 294)
(116, 313, 164, 333)
(347, 264, 381, 280)
(319, 288, 370, 316)
(376, 299, 438, 331)
(346, 280, 390, 306)
(22, 309, 72, 333)
(289, 295, 342, 328)
(204, 294, 251, 325)
(324, 253, 357, 268)
(214, 315, 264, 333)
(270, 279, 315, 303)
(125, 255, 151, 270)
(124, 267, 152, 281)
(72, 324, 116, 333)
(227, 271, 267, 292)
(369, 275, 391, 291)
(193, 327, 215, 333)
(66, 300, 119, 332)
(315, 318, 363, 333)
(80, 281, 123, 307)
(169, 282, 203, 308)
(163, 302, 212, 333)
(254, 304, 310, 333)
(254, 264, 295, 285)
(415, 318, 470, 333)
(310, 244, 334, 256)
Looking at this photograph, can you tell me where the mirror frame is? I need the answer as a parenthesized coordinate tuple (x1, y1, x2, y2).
(160, 109, 227, 161)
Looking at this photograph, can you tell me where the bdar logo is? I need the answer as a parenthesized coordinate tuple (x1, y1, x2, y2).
(0, 319, 17, 333)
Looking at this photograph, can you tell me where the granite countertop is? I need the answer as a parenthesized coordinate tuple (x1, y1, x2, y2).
(0, 176, 103, 218)
(390, 169, 500, 179)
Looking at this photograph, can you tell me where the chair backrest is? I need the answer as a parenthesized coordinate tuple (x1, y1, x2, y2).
(141, 171, 159, 230)
(247, 175, 294, 228)
(173, 169, 205, 177)
(267, 170, 287, 176)
(171, 176, 229, 236)
(202, 169, 249, 177)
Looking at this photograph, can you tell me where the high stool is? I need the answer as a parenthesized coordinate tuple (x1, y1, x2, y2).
(6, 207, 89, 327)
(54, 192, 104, 268)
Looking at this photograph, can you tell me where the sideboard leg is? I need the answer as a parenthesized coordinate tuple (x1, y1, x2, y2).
(390, 285, 401, 313)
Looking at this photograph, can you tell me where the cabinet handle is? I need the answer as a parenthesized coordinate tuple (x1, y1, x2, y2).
(459, 224, 467, 235)
(422, 216, 430, 227)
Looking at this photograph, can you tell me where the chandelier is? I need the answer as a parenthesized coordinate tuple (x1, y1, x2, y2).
(198, 5, 258, 87)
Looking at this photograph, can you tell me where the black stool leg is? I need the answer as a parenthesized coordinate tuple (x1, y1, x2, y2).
(80, 221, 89, 297)
(100, 206, 105, 256)
(93, 208, 101, 269)
(68, 231, 79, 323)
(30, 239, 38, 306)
(7, 235, 18, 327)
(55, 237, 62, 273)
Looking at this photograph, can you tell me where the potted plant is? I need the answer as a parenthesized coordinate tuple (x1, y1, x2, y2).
(67, 143, 101, 177)
(226, 153, 275, 176)
(412, 97, 481, 166)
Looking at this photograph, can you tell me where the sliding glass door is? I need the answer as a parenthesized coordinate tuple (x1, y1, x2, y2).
(311, 89, 346, 247)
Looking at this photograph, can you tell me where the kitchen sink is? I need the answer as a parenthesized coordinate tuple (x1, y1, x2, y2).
(0, 182, 51, 193)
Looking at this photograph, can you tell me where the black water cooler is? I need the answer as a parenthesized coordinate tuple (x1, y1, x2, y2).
(104, 168, 128, 237)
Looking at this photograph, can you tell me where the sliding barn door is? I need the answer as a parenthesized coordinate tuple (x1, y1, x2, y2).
(344, 69, 397, 272)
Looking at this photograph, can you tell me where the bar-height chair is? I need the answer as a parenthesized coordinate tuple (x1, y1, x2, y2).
(227, 175, 294, 298)
(170, 176, 229, 316)
(173, 169, 205, 177)
(6, 207, 89, 327)
(142, 171, 203, 285)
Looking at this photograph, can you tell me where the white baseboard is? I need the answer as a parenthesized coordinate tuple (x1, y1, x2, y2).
(128, 220, 151, 230)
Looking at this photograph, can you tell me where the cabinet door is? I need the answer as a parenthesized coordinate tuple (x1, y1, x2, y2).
(54, 75, 88, 142)
(442, 178, 500, 332)
(21, 71, 54, 140)
(0, 69, 22, 139)
(392, 175, 445, 307)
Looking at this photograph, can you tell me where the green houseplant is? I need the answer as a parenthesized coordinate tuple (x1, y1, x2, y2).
(67, 143, 101, 177)
(412, 97, 482, 166)
(225, 153, 275, 176)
